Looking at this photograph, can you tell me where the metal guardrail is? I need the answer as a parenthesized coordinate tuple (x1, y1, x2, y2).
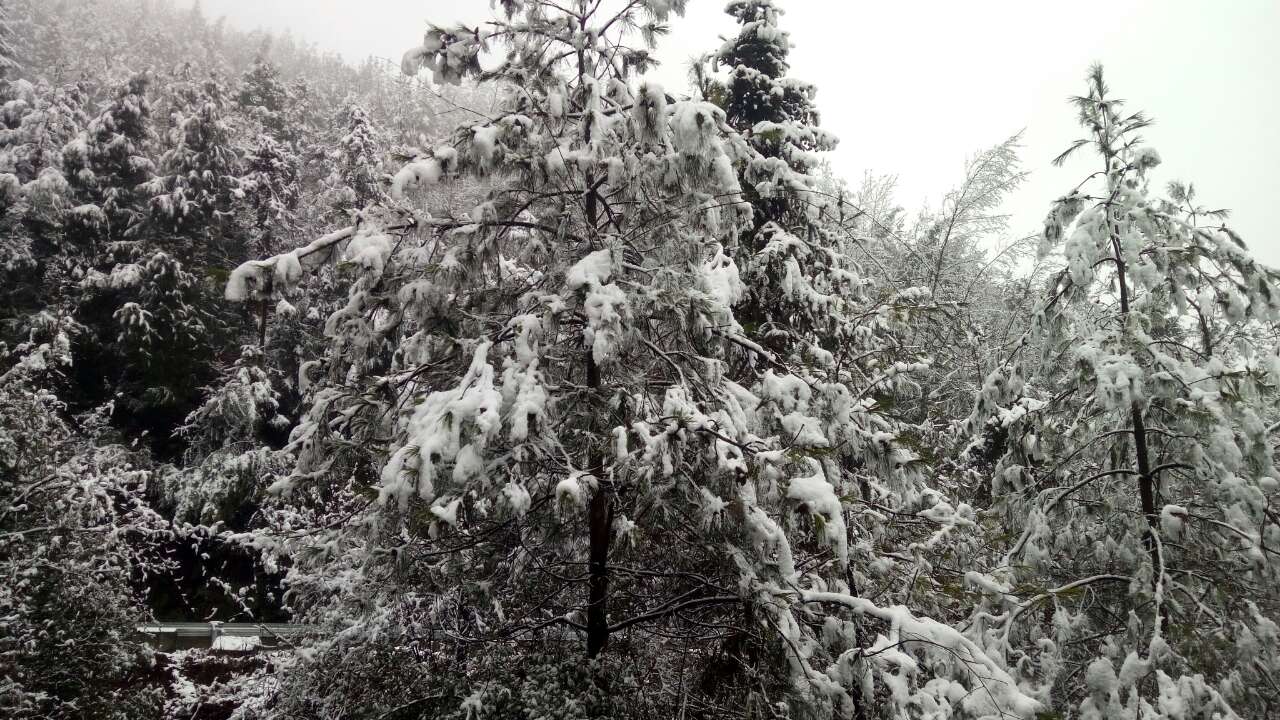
(136, 622, 312, 652)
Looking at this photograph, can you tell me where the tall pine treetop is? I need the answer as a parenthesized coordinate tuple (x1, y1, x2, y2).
(714, 0, 836, 176)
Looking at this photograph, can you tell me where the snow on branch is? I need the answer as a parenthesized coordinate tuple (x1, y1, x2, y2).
(800, 590, 1043, 718)
(225, 216, 417, 302)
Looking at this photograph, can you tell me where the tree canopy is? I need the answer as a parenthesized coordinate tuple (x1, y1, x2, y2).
(1, 2, 1277, 719)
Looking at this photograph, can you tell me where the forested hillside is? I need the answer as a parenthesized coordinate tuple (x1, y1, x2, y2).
(2, 1, 1278, 719)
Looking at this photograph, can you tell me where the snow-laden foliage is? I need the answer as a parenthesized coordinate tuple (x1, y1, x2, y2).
(894, 134, 1041, 428)
(61, 72, 156, 235)
(324, 104, 386, 219)
(146, 75, 243, 237)
(965, 65, 1280, 717)
(0, 339, 170, 719)
(221, 2, 1039, 718)
(170, 345, 290, 525)
(3, 2, 1277, 719)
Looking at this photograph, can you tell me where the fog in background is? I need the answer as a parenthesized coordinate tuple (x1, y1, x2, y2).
(198, 0, 1279, 266)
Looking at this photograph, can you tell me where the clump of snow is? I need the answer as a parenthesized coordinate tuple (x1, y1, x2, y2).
(612, 425, 628, 460)
(780, 412, 827, 447)
(964, 571, 1012, 596)
(452, 443, 484, 482)
(1117, 651, 1149, 689)
(700, 243, 744, 321)
(434, 145, 458, 171)
(787, 464, 847, 564)
(567, 249, 615, 289)
(632, 81, 667, 144)
(1160, 504, 1188, 539)
(581, 283, 627, 365)
(544, 145, 569, 177)
(566, 249, 628, 363)
(391, 158, 442, 199)
(460, 690, 484, 719)
(547, 90, 565, 118)
(1085, 657, 1117, 696)
(211, 635, 260, 652)
(226, 262, 266, 301)
(274, 251, 302, 290)
(344, 232, 393, 275)
(996, 397, 1047, 427)
(744, 504, 796, 579)
(759, 370, 811, 412)
(431, 497, 463, 527)
(671, 102, 723, 159)
(69, 203, 107, 228)
(379, 344, 503, 507)
(472, 126, 499, 168)
(699, 487, 728, 524)
(556, 475, 585, 509)
(502, 482, 531, 516)
(1133, 146, 1161, 170)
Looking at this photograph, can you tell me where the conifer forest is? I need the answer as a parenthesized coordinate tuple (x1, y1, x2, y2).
(3, 1, 1280, 718)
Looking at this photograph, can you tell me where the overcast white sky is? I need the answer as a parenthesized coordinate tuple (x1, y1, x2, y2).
(198, 0, 1279, 266)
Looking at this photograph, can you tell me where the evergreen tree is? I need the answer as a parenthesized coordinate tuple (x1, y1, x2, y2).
(5, 4, 1278, 719)
(0, 80, 88, 334)
(145, 74, 243, 244)
(171, 344, 289, 526)
(237, 56, 291, 141)
(967, 65, 1280, 717)
(705, 0, 889, 385)
(324, 103, 385, 218)
(62, 72, 156, 238)
(0, 336, 170, 720)
(1, 81, 88, 184)
(712, 0, 837, 233)
(885, 135, 1041, 446)
(94, 249, 219, 447)
(223, 3, 1036, 718)
(240, 133, 300, 254)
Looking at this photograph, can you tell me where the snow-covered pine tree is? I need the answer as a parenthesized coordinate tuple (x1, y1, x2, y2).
(886, 135, 1045, 482)
(0, 80, 88, 185)
(233, 56, 305, 256)
(240, 134, 300, 255)
(170, 343, 289, 525)
(967, 65, 1280, 717)
(223, 2, 1039, 718)
(0, 80, 90, 337)
(708, 0, 848, 351)
(146, 74, 242, 244)
(703, 5, 987, 714)
(0, 333, 171, 720)
(237, 56, 292, 141)
(102, 249, 219, 441)
(712, 0, 836, 229)
(324, 103, 386, 219)
(62, 72, 156, 238)
(704, 1, 922, 431)
(58, 71, 235, 449)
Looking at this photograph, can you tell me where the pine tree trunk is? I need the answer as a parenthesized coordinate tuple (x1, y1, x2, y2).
(584, 308, 611, 659)
(258, 297, 269, 348)
(1105, 162, 1164, 606)
(586, 468, 611, 656)
(579, 48, 612, 651)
